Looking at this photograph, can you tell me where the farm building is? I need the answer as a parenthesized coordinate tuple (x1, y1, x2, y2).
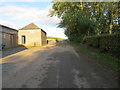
(0, 24, 18, 49)
(18, 23, 46, 46)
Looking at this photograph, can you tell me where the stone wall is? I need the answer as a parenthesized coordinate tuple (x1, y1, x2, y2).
(18, 29, 42, 46)
(0, 25, 18, 49)
(41, 30, 46, 46)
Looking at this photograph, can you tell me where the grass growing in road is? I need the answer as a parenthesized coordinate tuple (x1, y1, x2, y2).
(70, 42, 119, 71)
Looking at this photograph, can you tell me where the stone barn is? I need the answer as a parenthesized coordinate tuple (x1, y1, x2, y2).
(18, 23, 46, 46)
(0, 24, 18, 49)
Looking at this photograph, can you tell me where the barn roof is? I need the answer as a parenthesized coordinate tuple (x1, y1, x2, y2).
(0, 24, 18, 32)
(19, 23, 40, 30)
(19, 23, 46, 34)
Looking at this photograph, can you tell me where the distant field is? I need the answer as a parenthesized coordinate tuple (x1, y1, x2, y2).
(47, 36, 67, 40)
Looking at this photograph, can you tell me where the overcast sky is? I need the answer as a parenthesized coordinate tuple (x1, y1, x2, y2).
(0, 1, 67, 39)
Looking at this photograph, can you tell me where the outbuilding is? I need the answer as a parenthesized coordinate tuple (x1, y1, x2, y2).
(18, 23, 46, 46)
(0, 24, 18, 49)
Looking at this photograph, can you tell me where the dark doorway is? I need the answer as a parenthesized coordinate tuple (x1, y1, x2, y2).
(22, 35, 26, 44)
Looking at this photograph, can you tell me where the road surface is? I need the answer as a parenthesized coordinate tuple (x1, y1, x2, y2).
(1, 41, 118, 88)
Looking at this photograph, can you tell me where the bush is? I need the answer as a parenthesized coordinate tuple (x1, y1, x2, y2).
(99, 34, 120, 58)
(69, 34, 85, 43)
(83, 36, 100, 48)
(83, 33, 120, 59)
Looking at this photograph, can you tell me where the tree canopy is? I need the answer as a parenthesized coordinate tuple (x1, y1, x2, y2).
(49, 2, 119, 42)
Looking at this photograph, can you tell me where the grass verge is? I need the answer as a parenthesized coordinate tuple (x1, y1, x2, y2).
(70, 42, 119, 71)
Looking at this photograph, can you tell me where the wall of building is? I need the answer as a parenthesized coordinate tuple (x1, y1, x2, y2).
(18, 29, 42, 46)
(0, 25, 18, 49)
(41, 30, 46, 46)
(0, 26, 2, 45)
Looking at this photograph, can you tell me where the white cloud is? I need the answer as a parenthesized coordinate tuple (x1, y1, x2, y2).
(0, 5, 67, 38)
(36, 24, 67, 38)
(0, 0, 118, 2)
(0, 5, 60, 25)
(0, 20, 14, 28)
(0, 0, 53, 2)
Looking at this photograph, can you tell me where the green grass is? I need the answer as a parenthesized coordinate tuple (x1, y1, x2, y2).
(70, 42, 119, 71)
(94, 53, 119, 71)
(70, 42, 95, 53)
(47, 36, 66, 40)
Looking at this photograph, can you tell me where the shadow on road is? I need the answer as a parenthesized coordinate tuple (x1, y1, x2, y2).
(2, 46, 28, 58)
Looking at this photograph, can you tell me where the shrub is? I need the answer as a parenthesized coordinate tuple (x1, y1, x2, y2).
(69, 34, 85, 43)
(83, 33, 120, 59)
(83, 36, 100, 48)
(99, 34, 120, 58)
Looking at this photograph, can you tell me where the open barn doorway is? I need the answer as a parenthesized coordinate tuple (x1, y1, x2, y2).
(22, 35, 26, 44)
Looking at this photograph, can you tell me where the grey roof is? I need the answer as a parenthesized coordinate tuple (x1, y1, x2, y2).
(19, 23, 40, 30)
(0, 24, 18, 31)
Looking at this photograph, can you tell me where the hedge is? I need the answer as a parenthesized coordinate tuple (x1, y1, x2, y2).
(83, 33, 120, 59)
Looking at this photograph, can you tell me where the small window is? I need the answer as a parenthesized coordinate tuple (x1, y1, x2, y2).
(22, 35, 26, 44)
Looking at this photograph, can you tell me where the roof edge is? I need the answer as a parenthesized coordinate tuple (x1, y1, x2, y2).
(0, 24, 18, 32)
(19, 23, 40, 30)
(41, 29, 47, 34)
(19, 29, 41, 30)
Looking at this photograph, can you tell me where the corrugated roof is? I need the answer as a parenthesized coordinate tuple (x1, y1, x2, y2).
(19, 23, 40, 30)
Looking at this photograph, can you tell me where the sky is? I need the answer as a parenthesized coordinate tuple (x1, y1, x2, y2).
(0, 1, 67, 39)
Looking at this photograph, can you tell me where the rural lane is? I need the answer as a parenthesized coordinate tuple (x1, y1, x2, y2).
(1, 41, 118, 88)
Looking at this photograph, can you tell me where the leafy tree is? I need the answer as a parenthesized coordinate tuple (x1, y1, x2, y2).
(49, 1, 119, 42)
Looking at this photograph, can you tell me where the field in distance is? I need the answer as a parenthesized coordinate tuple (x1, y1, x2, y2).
(47, 36, 67, 40)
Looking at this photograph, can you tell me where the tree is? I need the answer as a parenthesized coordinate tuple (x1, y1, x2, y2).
(49, 1, 119, 42)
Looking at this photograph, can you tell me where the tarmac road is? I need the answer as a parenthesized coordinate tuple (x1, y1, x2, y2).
(1, 41, 118, 88)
